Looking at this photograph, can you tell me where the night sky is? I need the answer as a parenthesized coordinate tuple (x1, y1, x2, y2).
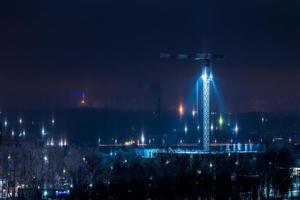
(1, 0, 300, 112)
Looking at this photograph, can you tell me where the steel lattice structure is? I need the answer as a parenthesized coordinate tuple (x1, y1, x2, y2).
(202, 66, 212, 151)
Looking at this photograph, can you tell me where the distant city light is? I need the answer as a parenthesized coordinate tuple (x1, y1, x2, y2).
(44, 156, 48, 162)
(50, 138, 54, 146)
(64, 138, 67, 146)
(178, 103, 184, 117)
(234, 124, 239, 134)
(184, 125, 188, 134)
(11, 130, 14, 137)
(4, 119, 8, 127)
(192, 109, 196, 117)
(141, 132, 145, 145)
(218, 115, 224, 127)
(210, 124, 214, 132)
(81, 93, 86, 105)
(19, 117, 23, 125)
(124, 140, 135, 146)
(51, 118, 55, 125)
(41, 126, 46, 136)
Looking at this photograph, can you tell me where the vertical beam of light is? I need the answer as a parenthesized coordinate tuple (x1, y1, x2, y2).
(202, 67, 211, 151)
(196, 79, 199, 125)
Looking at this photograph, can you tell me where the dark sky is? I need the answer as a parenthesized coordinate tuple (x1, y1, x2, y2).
(1, 0, 300, 112)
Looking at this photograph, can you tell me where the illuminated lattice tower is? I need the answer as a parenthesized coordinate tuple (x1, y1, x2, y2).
(201, 66, 212, 151)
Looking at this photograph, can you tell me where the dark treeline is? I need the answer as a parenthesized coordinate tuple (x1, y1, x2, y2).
(1, 142, 297, 199)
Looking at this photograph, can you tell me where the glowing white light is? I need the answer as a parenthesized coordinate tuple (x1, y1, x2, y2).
(192, 109, 196, 117)
(114, 139, 117, 144)
(22, 130, 26, 137)
(4, 119, 8, 127)
(209, 163, 213, 168)
(184, 125, 188, 134)
(197, 125, 200, 131)
(11, 130, 14, 137)
(41, 126, 46, 136)
(51, 118, 55, 125)
(59, 139, 64, 147)
(234, 124, 238, 134)
(141, 132, 145, 145)
(19, 118, 23, 125)
(44, 156, 48, 162)
(63, 138, 67, 146)
(98, 137, 101, 145)
(210, 124, 214, 132)
(219, 115, 224, 127)
(289, 138, 292, 143)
